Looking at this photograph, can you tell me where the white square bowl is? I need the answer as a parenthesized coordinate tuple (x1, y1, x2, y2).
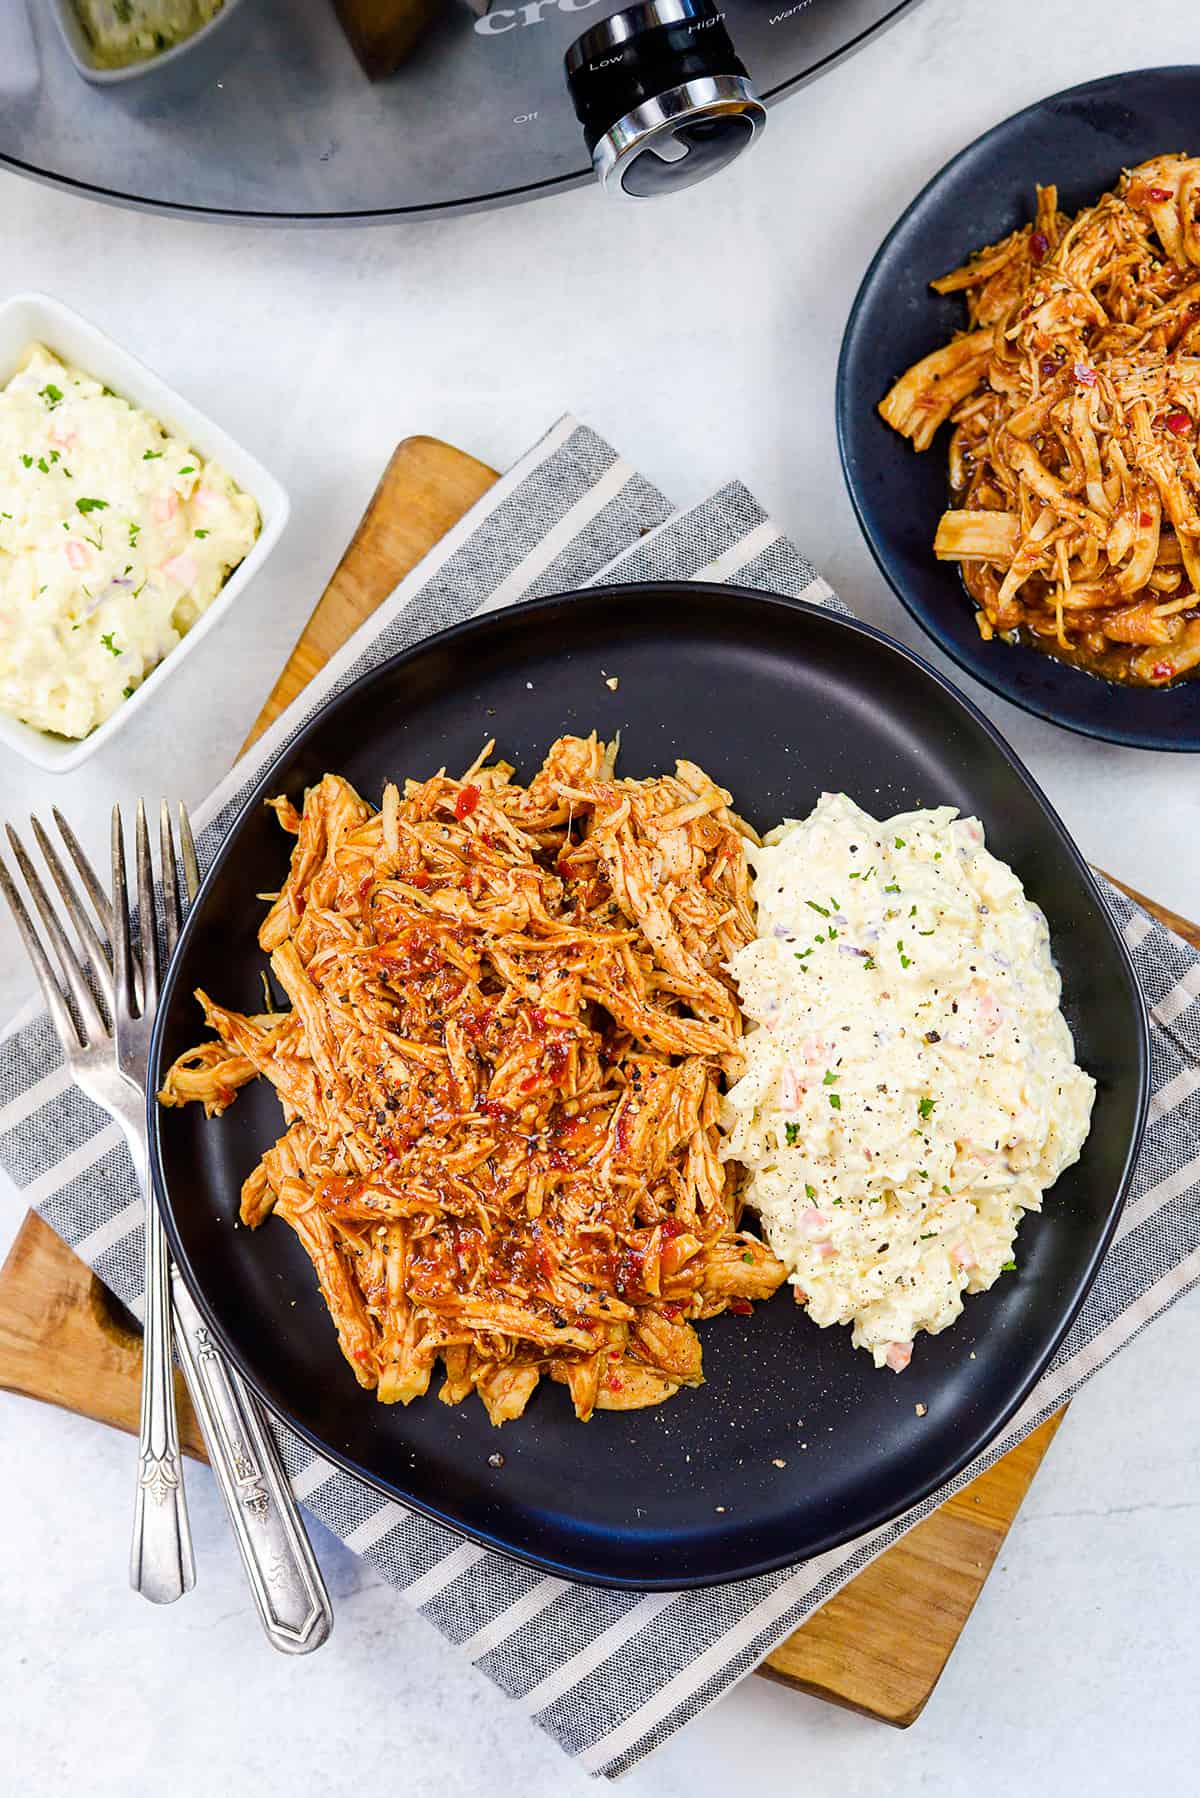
(0, 291, 289, 773)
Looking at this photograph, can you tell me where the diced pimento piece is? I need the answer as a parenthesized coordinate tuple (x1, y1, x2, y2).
(161, 552, 198, 588)
(952, 1243, 975, 1269)
(152, 492, 180, 523)
(885, 1340, 913, 1373)
(64, 540, 89, 570)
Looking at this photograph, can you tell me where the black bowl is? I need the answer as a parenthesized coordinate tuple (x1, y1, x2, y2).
(149, 584, 1148, 1588)
(837, 65, 1200, 752)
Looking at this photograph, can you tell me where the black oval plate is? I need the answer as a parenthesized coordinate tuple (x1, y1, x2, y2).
(149, 585, 1148, 1588)
(837, 66, 1200, 751)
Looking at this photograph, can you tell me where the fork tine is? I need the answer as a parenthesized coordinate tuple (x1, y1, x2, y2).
(5, 826, 107, 1046)
(135, 800, 158, 1017)
(51, 806, 114, 941)
(31, 816, 115, 1018)
(178, 804, 200, 905)
(0, 849, 83, 1054)
(111, 806, 136, 1023)
(159, 802, 181, 959)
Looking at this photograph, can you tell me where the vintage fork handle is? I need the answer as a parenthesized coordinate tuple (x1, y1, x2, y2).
(128, 1128, 196, 1604)
(170, 1269, 333, 1654)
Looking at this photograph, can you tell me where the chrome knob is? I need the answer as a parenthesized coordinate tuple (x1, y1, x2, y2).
(565, 0, 765, 199)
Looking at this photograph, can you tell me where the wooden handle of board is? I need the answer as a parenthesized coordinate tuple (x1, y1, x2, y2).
(243, 436, 497, 752)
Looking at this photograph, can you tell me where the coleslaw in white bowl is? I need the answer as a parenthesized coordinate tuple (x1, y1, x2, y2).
(0, 292, 288, 773)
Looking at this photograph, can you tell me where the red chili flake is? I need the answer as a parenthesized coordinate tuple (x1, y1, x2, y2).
(357, 874, 373, 902)
(605, 1375, 624, 1392)
(659, 1216, 686, 1241)
(480, 1099, 508, 1122)
(410, 867, 430, 889)
(727, 1299, 754, 1317)
(615, 1108, 633, 1155)
(353, 1348, 372, 1364)
(1029, 229, 1049, 263)
(660, 1301, 684, 1320)
(547, 1041, 569, 1084)
(520, 1073, 540, 1092)
(1151, 660, 1174, 682)
(1165, 409, 1191, 436)
(1148, 186, 1175, 202)
(454, 784, 480, 820)
(294, 893, 306, 915)
(1073, 362, 1097, 388)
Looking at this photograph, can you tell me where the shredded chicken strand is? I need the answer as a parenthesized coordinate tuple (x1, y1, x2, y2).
(880, 156, 1200, 686)
(159, 735, 786, 1425)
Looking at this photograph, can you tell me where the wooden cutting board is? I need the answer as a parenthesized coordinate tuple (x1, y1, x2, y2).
(1, 436, 1193, 1728)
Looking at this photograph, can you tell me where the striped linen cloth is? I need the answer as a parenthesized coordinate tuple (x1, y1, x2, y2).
(3, 415, 1200, 1778)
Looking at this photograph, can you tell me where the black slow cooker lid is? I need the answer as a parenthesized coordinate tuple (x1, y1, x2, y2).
(0, 0, 916, 220)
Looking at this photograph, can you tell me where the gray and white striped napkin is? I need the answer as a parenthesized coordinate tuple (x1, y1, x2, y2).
(3, 416, 1199, 1778)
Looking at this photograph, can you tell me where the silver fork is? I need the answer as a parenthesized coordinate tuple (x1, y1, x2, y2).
(1, 804, 332, 1649)
(1, 805, 193, 1602)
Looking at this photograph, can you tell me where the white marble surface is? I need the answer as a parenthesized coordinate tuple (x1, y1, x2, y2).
(2, 0, 1198, 1790)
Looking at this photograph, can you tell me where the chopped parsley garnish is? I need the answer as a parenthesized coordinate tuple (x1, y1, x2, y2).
(194, 528, 210, 538)
(48, 450, 60, 464)
(804, 1182, 816, 1198)
(832, 1197, 843, 1206)
(828, 1092, 842, 1110)
(128, 523, 140, 547)
(920, 1231, 935, 1240)
(805, 899, 830, 917)
(741, 1251, 753, 1264)
(1001, 1259, 1017, 1272)
(37, 457, 50, 474)
(823, 1070, 838, 1086)
(20, 454, 32, 468)
(814, 933, 825, 944)
(123, 685, 135, 699)
(100, 632, 120, 656)
(917, 1096, 936, 1120)
(883, 882, 901, 893)
(918, 928, 935, 937)
(897, 940, 912, 969)
(178, 464, 195, 475)
(827, 927, 838, 940)
(894, 836, 906, 848)
(39, 383, 63, 408)
(143, 449, 163, 460)
(942, 1185, 951, 1195)
(785, 1123, 801, 1147)
(864, 955, 877, 971)
(76, 497, 108, 514)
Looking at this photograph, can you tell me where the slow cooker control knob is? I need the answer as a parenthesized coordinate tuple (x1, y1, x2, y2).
(564, 0, 765, 199)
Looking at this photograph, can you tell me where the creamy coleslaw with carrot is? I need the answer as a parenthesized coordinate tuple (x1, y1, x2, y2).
(0, 344, 258, 739)
(721, 793, 1095, 1370)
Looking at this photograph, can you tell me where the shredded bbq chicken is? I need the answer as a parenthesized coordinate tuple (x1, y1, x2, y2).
(880, 156, 1200, 685)
(160, 736, 786, 1424)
